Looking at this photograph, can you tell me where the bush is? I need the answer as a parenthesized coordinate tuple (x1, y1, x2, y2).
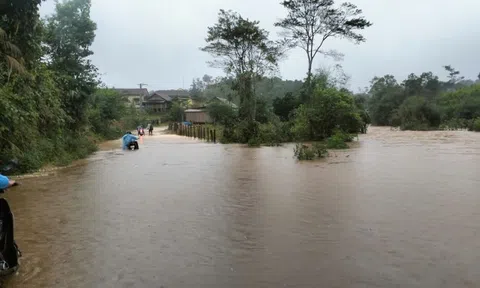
(398, 96, 441, 130)
(326, 135, 349, 149)
(206, 102, 237, 124)
(325, 130, 352, 149)
(470, 118, 480, 132)
(291, 87, 363, 141)
(293, 142, 328, 160)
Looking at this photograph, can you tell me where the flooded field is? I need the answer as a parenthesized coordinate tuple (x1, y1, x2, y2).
(3, 127, 480, 287)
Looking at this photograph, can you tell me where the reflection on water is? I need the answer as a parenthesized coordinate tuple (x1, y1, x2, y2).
(4, 127, 480, 287)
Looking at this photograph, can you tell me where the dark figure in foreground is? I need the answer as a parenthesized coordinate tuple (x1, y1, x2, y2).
(0, 172, 21, 275)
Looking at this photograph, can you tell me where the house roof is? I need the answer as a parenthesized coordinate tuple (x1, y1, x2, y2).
(112, 88, 149, 96)
(185, 109, 204, 113)
(144, 93, 171, 102)
(144, 89, 190, 102)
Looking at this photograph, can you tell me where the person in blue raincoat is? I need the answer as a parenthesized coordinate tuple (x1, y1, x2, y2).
(122, 132, 139, 150)
(0, 174, 15, 190)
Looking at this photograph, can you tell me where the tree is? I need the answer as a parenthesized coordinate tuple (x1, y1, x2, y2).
(275, 0, 372, 93)
(402, 72, 441, 100)
(273, 92, 299, 121)
(397, 96, 441, 130)
(201, 9, 282, 124)
(206, 102, 237, 125)
(443, 65, 463, 83)
(291, 86, 362, 140)
(0, 0, 43, 67)
(367, 75, 405, 126)
(168, 102, 185, 122)
(0, 28, 24, 79)
(44, 0, 98, 128)
(202, 74, 213, 85)
(189, 78, 205, 100)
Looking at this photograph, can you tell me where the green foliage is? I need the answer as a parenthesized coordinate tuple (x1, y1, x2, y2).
(167, 102, 185, 122)
(275, 0, 372, 93)
(88, 88, 127, 139)
(206, 102, 237, 124)
(294, 143, 328, 160)
(0, 27, 25, 77)
(0, 0, 147, 174)
(326, 133, 349, 149)
(368, 68, 480, 131)
(471, 118, 480, 132)
(44, 0, 98, 129)
(256, 117, 291, 146)
(273, 92, 299, 121)
(201, 9, 283, 140)
(291, 86, 363, 141)
(397, 96, 441, 130)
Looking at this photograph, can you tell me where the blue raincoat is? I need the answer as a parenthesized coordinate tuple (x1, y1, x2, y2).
(122, 134, 139, 150)
(0, 174, 10, 190)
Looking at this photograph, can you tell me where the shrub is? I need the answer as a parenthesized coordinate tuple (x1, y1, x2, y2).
(326, 134, 349, 149)
(470, 118, 480, 132)
(294, 142, 328, 160)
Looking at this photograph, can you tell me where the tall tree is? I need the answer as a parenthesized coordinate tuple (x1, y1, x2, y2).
(275, 0, 372, 95)
(189, 78, 205, 100)
(44, 0, 98, 128)
(443, 65, 464, 87)
(201, 9, 282, 123)
(202, 74, 213, 85)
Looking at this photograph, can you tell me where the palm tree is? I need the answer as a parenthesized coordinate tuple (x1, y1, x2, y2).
(0, 27, 25, 79)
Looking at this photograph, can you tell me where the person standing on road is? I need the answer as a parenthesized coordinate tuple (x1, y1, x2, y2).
(148, 123, 153, 136)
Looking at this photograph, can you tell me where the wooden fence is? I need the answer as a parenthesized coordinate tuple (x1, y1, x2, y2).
(168, 123, 216, 143)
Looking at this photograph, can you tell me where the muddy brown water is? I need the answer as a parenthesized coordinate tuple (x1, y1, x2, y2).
(3, 127, 480, 287)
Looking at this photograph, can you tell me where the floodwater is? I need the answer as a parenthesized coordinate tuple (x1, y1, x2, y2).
(3, 126, 480, 287)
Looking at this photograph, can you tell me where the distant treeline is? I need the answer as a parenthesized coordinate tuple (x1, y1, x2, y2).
(364, 66, 480, 131)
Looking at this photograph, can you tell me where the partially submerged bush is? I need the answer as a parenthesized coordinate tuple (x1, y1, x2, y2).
(294, 142, 328, 160)
(326, 130, 352, 149)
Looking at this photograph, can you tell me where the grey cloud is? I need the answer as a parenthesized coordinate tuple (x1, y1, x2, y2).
(40, 0, 480, 91)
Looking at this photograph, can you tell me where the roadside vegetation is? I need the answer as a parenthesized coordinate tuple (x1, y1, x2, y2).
(0, 0, 147, 173)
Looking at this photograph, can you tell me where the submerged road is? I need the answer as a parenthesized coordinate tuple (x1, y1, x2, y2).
(4, 127, 480, 287)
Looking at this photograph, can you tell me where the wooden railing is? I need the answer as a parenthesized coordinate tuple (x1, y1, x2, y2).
(168, 123, 216, 143)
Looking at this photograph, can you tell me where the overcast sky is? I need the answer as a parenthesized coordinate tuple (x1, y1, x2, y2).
(39, 0, 480, 92)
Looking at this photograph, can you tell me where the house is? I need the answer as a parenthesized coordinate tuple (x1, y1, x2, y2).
(184, 97, 238, 124)
(143, 89, 191, 112)
(112, 88, 149, 108)
(185, 109, 212, 123)
(142, 92, 171, 112)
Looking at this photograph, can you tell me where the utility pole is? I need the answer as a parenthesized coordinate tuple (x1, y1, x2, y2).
(137, 83, 148, 105)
